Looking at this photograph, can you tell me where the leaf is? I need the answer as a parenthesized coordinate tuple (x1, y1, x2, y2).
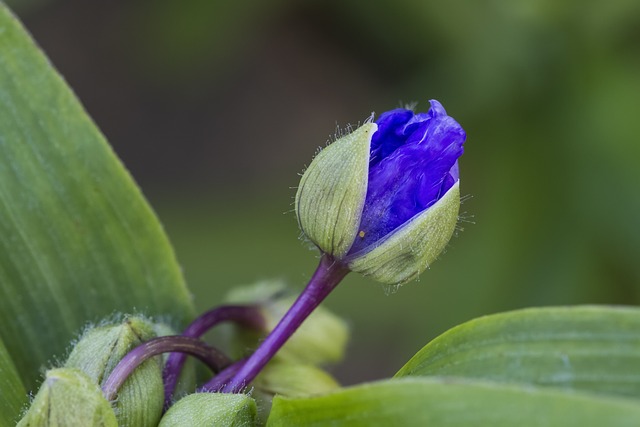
(267, 377, 640, 426)
(395, 306, 640, 399)
(0, 3, 195, 393)
(0, 337, 26, 427)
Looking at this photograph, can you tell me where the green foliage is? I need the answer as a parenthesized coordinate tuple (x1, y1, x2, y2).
(0, 3, 194, 411)
(395, 306, 640, 398)
(2, 2, 640, 426)
(269, 306, 640, 425)
(13, 300, 640, 425)
(268, 377, 640, 426)
(0, 338, 26, 427)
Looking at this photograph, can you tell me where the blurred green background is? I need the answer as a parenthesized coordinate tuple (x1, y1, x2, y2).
(11, 0, 640, 385)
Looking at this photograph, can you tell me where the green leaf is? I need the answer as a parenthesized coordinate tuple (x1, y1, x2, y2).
(0, 3, 195, 393)
(395, 306, 640, 399)
(267, 377, 640, 426)
(0, 337, 27, 427)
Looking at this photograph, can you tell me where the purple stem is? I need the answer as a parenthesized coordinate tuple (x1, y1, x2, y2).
(222, 255, 349, 393)
(102, 336, 231, 402)
(199, 359, 247, 393)
(163, 305, 264, 405)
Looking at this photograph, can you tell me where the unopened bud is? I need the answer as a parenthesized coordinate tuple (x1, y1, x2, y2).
(296, 100, 466, 285)
(65, 316, 163, 427)
(17, 368, 117, 427)
(158, 393, 256, 427)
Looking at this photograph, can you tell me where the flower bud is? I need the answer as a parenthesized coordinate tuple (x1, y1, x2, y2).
(296, 100, 466, 285)
(226, 281, 349, 365)
(251, 360, 340, 425)
(17, 368, 117, 427)
(158, 393, 256, 427)
(64, 316, 163, 427)
(254, 360, 340, 397)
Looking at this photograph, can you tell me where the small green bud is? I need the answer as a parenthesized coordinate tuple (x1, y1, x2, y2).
(254, 360, 340, 398)
(65, 316, 163, 427)
(295, 123, 376, 258)
(347, 181, 460, 285)
(251, 360, 340, 425)
(17, 368, 117, 427)
(266, 295, 349, 365)
(226, 281, 349, 365)
(158, 393, 257, 427)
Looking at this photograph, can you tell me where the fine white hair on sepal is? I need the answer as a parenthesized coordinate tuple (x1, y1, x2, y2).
(382, 283, 402, 296)
(364, 112, 375, 124)
(460, 193, 474, 204)
(454, 193, 475, 231)
(455, 193, 475, 235)
(329, 116, 376, 143)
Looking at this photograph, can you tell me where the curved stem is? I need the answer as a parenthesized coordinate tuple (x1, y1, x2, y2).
(102, 336, 231, 402)
(222, 255, 349, 393)
(163, 305, 264, 405)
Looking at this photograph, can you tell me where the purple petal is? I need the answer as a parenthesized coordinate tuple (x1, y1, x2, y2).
(369, 109, 413, 167)
(348, 100, 465, 255)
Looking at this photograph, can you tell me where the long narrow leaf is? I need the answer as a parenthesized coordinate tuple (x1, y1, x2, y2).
(0, 3, 195, 391)
(0, 337, 26, 427)
(395, 306, 640, 398)
(268, 377, 640, 426)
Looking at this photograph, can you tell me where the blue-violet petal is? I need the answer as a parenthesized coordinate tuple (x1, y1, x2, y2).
(348, 100, 466, 255)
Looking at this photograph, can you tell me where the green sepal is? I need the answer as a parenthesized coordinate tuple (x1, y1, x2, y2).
(64, 317, 164, 427)
(347, 181, 460, 285)
(17, 368, 117, 427)
(159, 393, 256, 427)
(295, 123, 376, 258)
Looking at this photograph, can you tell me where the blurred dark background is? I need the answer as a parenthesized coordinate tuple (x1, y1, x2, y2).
(11, 0, 640, 384)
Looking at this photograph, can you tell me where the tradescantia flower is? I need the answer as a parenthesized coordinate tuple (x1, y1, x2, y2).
(222, 99, 466, 393)
(296, 99, 466, 285)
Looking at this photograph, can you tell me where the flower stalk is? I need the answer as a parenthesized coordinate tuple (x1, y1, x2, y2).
(221, 254, 349, 393)
(102, 336, 231, 402)
(200, 358, 247, 392)
(163, 305, 264, 405)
